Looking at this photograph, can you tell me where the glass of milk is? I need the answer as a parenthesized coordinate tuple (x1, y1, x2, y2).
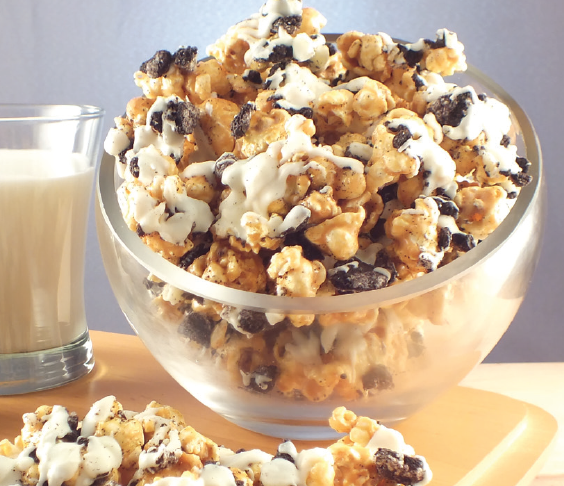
(0, 104, 104, 394)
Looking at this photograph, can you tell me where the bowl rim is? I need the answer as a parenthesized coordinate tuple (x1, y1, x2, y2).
(96, 61, 543, 314)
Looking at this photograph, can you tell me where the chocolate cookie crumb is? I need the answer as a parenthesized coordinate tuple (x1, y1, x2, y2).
(427, 90, 473, 127)
(438, 227, 452, 250)
(243, 69, 263, 85)
(374, 448, 426, 485)
(130, 157, 140, 178)
(165, 101, 199, 135)
(179, 310, 218, 347)
(231, 103, 255, 139)
(329, 259, 390, 294)
(362, 364, 394, 390)
(452, 232, 476, 252)
(140, 50, 173, 78)
(238, 309, 269, 334)
(247, 365, 279, 393)
(179, 242, 211, 270)
(271, 15, 302, 35)
(214, 152, 238, 180)
(173, 46, 198, 72)
(390, 124, 412, 149)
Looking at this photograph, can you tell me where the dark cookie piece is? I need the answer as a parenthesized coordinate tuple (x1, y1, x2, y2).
(165, 101, 199, 135)
(271, 15, 302, 35)
(140, 50, 173, 78)
(263, 44, 294, 64)
(61, 412, 81, 442)
(375, 250, 398, 284)
(231, 103, 255, 139)
(130, 157, 140, 178)
(150, 111, 164, 133)
(143, 278, 165, 296)
(477, 93, 488, 102)
(179, 242, 211, 270)
(437, 227, 452, 251)
(243, 69, 263, 85)
(369, 218, 386, 240)
(326, 42, 337, 57)
(247, 365, 279, 393)
(418, 254, 437, 271)
(274, 442, 296, 463)
(28, 447, 39, 463)
(427, 90, 473, 127)
(516, 156, 531, 173)
(284, 231, 324, 262)
(237, 309, 269, 334)
(271, 99, 314, 119)
(397, 44, 424, 67)
(329, 259, 390, 294)
(424, 31, 447, 49)
(452, 232, 476, 252)
(173, 46, 198, 72)
(362, 364, 394, 391)
(389, 124, 412, 149)
(412, 72, 426, 90)
(510, 171, 532, 187)
(214, 152, 238, 181)
(178, 310, 218, 347)
(374, 448, 426, 486)
(500, 134, 511, 148)
(378, 183, 398, 204)
(432, 196, 459, 218)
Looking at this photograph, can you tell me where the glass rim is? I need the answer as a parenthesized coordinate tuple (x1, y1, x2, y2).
(0, 104, 105, 123)
(96, 61, 543, 314)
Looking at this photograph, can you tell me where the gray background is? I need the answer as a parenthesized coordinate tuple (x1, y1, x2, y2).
(1, 0, 562, 362)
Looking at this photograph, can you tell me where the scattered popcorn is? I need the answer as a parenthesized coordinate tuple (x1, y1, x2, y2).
(0, 398, 432, 486)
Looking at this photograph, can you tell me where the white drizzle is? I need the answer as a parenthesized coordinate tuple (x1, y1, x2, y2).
(0, 405, 123, 486)
(104, 128, 130, 156)
(423, 84, 520, 177)
(208, 0, 329, 70)
(200, 463, 237, 486)
(129, 177, 214, 245)
(266, 62, 331, 112)
(386, 118, 457, 197)
(134, 95, 186, 160)
(81, 395, 117, 437)
(213, 115, 362, 243)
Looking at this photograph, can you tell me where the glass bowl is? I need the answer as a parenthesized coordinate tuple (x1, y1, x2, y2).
(95, 63, 545, 440)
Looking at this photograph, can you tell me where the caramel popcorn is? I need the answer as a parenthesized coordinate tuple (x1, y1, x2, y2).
(104, 0, 532, 403)
(0, 397, 432, 486)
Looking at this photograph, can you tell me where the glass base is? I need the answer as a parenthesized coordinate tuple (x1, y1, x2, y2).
(0, 331, 94, 395)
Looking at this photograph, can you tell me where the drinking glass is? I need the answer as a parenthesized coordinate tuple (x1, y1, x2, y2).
(0, 104, 104, 394)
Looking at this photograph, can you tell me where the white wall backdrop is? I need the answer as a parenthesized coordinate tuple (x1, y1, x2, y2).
(1, 0, 562, 362)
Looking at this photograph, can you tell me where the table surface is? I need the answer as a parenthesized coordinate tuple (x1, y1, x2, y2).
(0, 331, 561, 486)
(460, 362, 564, 486)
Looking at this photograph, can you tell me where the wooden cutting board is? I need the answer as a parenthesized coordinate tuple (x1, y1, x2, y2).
(0, 331, 557, 486)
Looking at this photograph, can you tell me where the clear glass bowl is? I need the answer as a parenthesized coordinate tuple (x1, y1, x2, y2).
(96, 63, 545, 439)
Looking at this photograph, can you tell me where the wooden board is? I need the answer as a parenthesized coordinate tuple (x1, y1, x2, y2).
(0, 331, 557, 486)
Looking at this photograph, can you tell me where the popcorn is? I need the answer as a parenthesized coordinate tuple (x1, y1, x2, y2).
(104, 0, 532, 403)
(0, 398, 432, 486)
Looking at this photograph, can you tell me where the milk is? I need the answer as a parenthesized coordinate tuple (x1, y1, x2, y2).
(0, 149, 94, 354)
